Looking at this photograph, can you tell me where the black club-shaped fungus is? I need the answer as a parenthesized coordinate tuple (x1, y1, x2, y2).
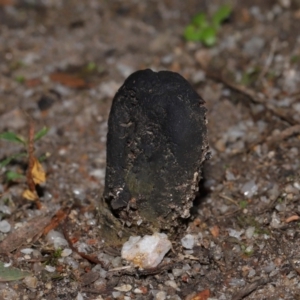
(101, 69, 209, 241)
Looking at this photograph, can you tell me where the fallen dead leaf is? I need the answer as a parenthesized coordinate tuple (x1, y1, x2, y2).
(191, 289, 210, 300)
(50, 72, 87, 88)
(80, 271, 100, 286)
(22, 189, 38, 201)
(0, 0, 15, 6)
(0, 214, 54, 253)
(0, 262, 32, 282)
(31, 157, 46, 185)
(25, 120, 42, 208)
(25, 78, 41, 88)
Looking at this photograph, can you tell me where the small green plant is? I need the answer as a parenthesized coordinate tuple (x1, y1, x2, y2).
(240, 67, 261, 86)
(241, 244, 254, 256)
(290, 55, 300, 64)
(15, 75, 25, 84)
(53, 248, 63, 259)
(0, 127, 48, 183)
(184, 4, 232, 47)
(239, 200, 248, 209)
(85, 62, 97, 72)
(44, 248, 63, 266)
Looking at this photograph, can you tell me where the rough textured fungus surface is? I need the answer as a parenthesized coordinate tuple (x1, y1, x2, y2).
(103, 69, 209, 232)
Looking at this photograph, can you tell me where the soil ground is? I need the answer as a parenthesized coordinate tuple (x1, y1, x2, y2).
(0, 0, 300, 299)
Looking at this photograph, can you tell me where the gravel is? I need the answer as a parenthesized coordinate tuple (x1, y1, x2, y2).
(0, 0, 299, 299)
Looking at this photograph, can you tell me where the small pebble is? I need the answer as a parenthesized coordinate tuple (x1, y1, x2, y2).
(248, 269, 256, 277)
(245, 227, 255, 239)
(155, 291, 167, 300)
(227, 228, 244, 239)
(45, 282, 52, 289)
(117, 64, 134, 78)
(225, 170, 236, 181)
(94, 278, 106, 290)
(285, 184, 299, 194)
(294, 182, 300, 190)
(76, 292, 84, 300)
(112, 291, 121, 299)
(181, 234, 195, 249)
(182, 264, 191, 271)
(76, 242, 90, 254)
(97, 253, 114, 266)
(72, 188, 86, 201)
(191, 70, 205, 83)
(92, 264, 107, 278)
(133, 288, 143, 294)
(111, 256, 122, 268)
(46, 230, 69, 249)
(245, 245, 253, 254)
(241, 180, 258, 198)
(270, 212, 281, 229)
(90, 169, 105, 180)
(0, 220, 11, 233)
(165, 280, 179, 291)
(161, 54, 173, 65)
(21, 248, 34, 254)
(264, 262, 275, 273)
(24, 276, 38, 289)
(172, 268, 184, 277)
(61, 248, 72, 257)
(229, 278, 245, 287)
(45, 265, 56, 273)
(64, 257, 79, 269)
(275, 203, 286, 212)
(114, 284, 132, 292)
(270, 269, 279, 277)
(0, 205, 11, 215)
(121, 233, 171, 269)
(87, 219, 97, 226)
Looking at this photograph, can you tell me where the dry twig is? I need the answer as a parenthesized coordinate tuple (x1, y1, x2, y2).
(205, 71, 297, 126)
(26, 118, 41, 208)
(256, 38, 278, 84)
(62, 220, 106, 268)
(232, 278, 270, 300)
(267, 124, 300, 147)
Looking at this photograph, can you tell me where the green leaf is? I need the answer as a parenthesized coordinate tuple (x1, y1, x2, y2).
(0, 153, 27, 168)
(212, 4, 232, 27)
(38, 152, 50, 162)
(86, 62, 97, 72)
(0, 132, 26, 145)
(5, 171, 24, 182)
(200, 27, 217, 47)
(239, 200, 248, 209)
(15, 76, 25, 84)
(192, 12, 208, 28)
(34, 126, 48, 141)
(184, 25, 202, 41)
(0, 261, 32, 282)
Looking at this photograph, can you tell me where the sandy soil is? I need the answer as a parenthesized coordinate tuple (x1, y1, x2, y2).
(0, 0, 300, 299)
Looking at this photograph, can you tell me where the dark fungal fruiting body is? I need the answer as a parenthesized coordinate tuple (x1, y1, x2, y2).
(100, 69, 209, 244)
